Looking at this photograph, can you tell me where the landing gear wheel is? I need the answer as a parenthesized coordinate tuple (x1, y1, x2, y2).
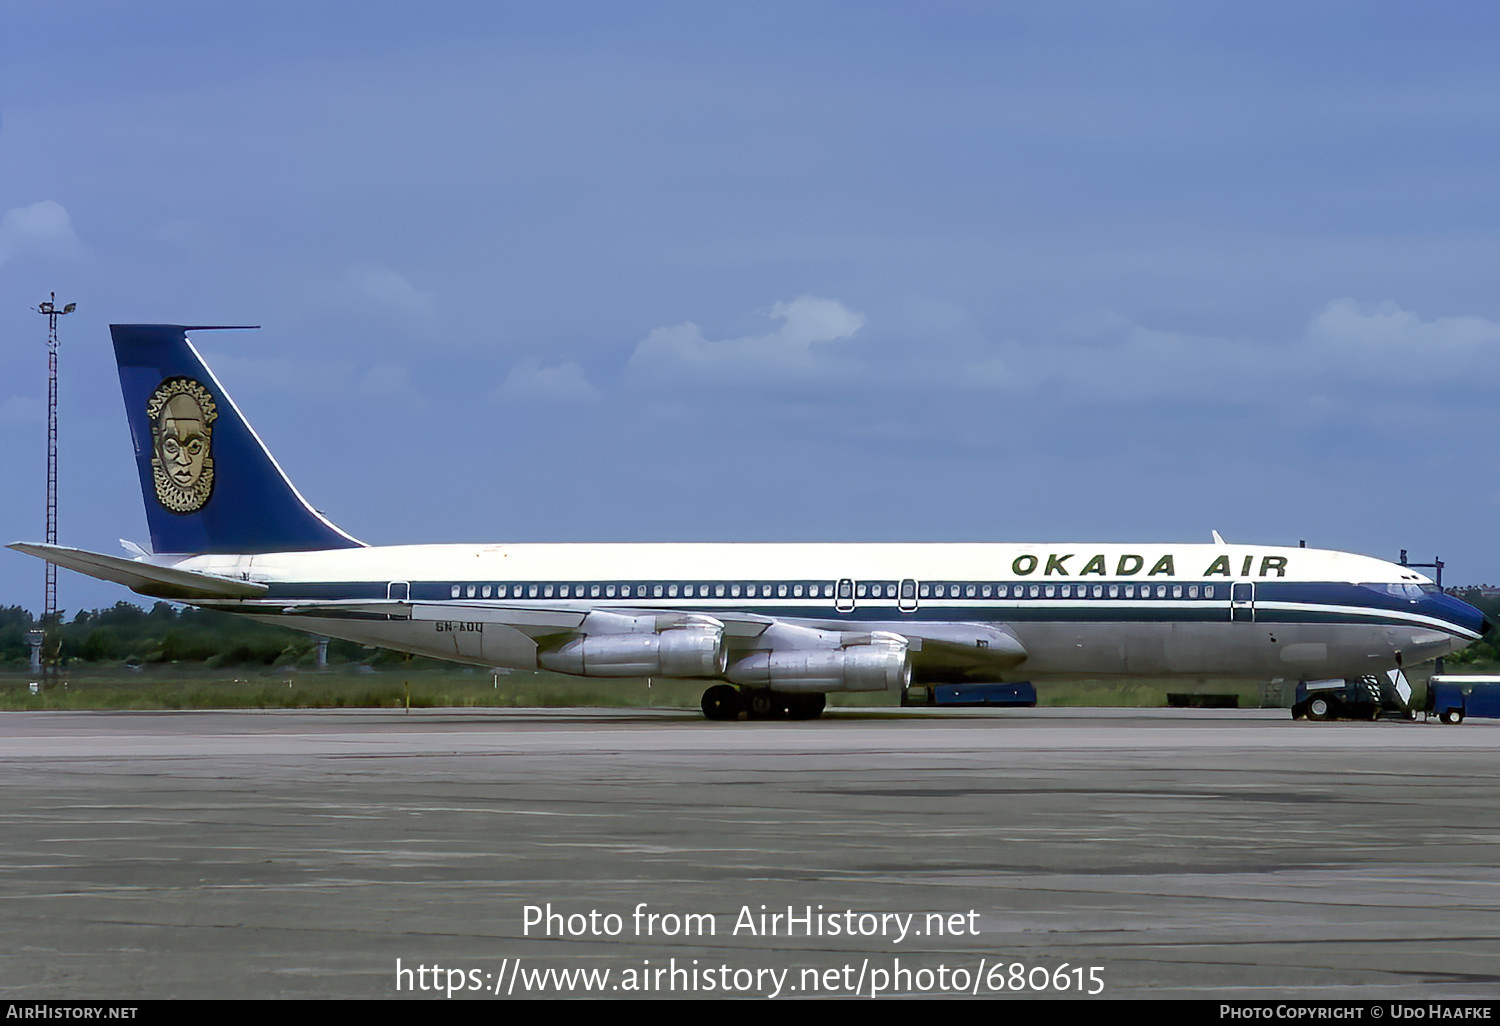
(786, 694, 826, 720)
(746, 690, 782, 720)
(1441, 708, 1465, 725)
(701, 684, 741, 721)
(1306, 696, 1334, 722)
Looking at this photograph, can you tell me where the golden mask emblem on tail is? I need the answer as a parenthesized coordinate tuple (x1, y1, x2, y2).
(147, 377, 217, 513)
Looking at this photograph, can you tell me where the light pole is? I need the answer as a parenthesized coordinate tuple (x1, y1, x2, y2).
(34, 293, 75, 688)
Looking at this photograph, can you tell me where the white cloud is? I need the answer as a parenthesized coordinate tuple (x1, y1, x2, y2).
(0, 200, 86, 267)
(627, 295, 864, 385)
(357, 363, 426, 406)
(495, 358, 600, 403)
(347, 264, 436, 318)
(0, 396, 44, 423)
(198, 349, 357, 399)
(956, 299, 1500, 405)
(1302, 299, 1500, 385)
(1307, 298, 1500, 353)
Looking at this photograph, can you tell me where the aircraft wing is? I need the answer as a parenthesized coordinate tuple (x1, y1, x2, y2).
(271, 599, 1027, 676)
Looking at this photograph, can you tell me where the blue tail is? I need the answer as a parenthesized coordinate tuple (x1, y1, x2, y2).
(111, 324, 364, 555)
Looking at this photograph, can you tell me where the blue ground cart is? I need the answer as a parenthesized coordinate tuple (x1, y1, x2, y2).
(1426, 675, 1500, 724)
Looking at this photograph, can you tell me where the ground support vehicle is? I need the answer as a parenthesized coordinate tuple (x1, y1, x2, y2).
(1292, 671, 1414, 722)
(1425, 675, 1500, 724)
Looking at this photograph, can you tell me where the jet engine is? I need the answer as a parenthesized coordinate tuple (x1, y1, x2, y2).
(537, 617, 727, 678)
(726, 630, 911, 693)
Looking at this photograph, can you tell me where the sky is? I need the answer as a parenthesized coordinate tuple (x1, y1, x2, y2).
(2, 1, 1499, 616)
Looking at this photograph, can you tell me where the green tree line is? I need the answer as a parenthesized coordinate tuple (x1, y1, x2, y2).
(0, 602, 382, 669)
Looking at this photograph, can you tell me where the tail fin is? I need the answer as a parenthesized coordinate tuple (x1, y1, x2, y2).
(111, 324, 364, 555)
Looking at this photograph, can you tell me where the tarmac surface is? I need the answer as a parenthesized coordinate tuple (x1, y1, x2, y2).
(1, 706, 1498, 1000)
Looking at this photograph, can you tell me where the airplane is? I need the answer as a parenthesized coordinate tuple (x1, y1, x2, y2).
(9, 324, 1493, 720)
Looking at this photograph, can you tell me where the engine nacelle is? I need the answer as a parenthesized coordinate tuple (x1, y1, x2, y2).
(538, 622, 727, 678)
(726, 632, 911, 693)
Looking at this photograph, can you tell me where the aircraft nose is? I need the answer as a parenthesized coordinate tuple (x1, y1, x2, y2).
(1425, 591, 1491, 641)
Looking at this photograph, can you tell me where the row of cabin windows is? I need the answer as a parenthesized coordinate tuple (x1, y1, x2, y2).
(924, 582, 1219, 600)
(444, 581, 1219, 601)
(450, 582, 842, 600)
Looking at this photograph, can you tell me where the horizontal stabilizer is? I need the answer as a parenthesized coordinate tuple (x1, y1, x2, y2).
(7, 542, 268, 600)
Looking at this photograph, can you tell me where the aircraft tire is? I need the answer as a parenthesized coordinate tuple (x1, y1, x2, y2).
(787, 693, 826, 720)
(746, 690, 781, 720)
(701, 684, 742, 721)
(1441, 708, 1464, 725)
(1306, 696, 1335, 722)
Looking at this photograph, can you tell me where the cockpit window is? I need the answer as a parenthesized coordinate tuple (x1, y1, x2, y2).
(1360, 583, 1432, 600)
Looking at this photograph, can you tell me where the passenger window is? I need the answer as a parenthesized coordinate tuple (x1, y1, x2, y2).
(1029, 585, 1040, 598)
(590, 585, 601, 597)
(450, 585, 460, 598)
(1157, 585, 1168, 598)
(1093, 585, 1104, 598)
(1204, 586, 1215, 599)
(857, 584, 868, 598)
(981, 585, 992, 598)
(731, 584, 742, 597)
(1108, 585, 1118, 598)
(1188, 585, 1198, 598)
(778, 584, 788, 598)
(558, 585, 569, 598)
(1125, 585, 1135, 598)
(1172, 585, 1182, 598)
(715, 584, 725, 597)
(606, 585, 616, 597)
(1044, 585, 1056, 598)
(543, 585, 554, 598)
(996, 585, 1008, 598)
(654, 585, 664, 598)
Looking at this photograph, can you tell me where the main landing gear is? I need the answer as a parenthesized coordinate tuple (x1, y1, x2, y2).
(700, 684, 826, 721)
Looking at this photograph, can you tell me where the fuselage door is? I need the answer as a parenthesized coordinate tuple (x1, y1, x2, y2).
(836, 578, 856, 613)
(1231, 581, 1255, 623)
(899, 578, 918, 613)
(387, 581, 410, 620)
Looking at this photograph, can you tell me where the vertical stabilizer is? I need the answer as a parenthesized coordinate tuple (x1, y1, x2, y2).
(111, 324, 364, 555)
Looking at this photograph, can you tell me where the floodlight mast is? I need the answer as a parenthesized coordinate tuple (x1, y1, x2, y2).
(34, 292, 73, 688)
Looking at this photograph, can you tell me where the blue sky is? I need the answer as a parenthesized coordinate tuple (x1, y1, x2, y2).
(3, 2, 1498, 614)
